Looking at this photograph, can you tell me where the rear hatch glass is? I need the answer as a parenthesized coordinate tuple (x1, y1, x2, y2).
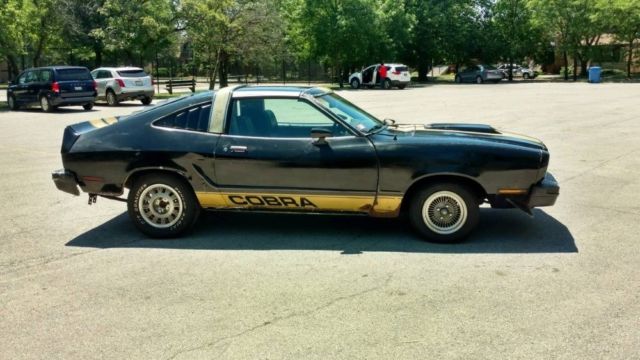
(117, 70, 148, 78)
(56, 68, 92, 81)
(395, 66, 409, 72)
(55, 68, 94, 98)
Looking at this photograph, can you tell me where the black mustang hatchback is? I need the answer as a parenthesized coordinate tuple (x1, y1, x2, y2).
(52, 86, 559, 243)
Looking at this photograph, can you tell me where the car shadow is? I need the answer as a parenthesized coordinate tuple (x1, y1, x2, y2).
(11, 107, 98, 113)
(66, 209, 577, 254)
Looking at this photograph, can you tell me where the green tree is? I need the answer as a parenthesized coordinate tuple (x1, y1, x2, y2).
(606, 0, 640, 78)
(493, 0, 540, 80)
(181, 0, 284, 88)
(92, 0, 178, 66)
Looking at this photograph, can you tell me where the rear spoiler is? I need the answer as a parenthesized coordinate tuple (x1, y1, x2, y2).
(424, 123, 500, 134)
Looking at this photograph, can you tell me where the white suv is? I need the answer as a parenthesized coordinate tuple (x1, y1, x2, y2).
(349, 63, 411, 90)
(91, 67, 154, 106)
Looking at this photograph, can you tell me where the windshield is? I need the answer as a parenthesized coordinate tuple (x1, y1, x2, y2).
(314, 93, 383, 133)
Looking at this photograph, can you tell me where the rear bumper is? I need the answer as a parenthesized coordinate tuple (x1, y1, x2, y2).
(117, 90, 154, 101)
(526, 173, 559, 207)
(51, 96, 96, 106)
(52, 169, 80, 196)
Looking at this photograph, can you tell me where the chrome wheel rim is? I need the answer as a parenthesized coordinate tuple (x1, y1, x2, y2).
(351, 80, 358, 89)
(138, 184, 183, 228)
(476, 77, 482, 84)
(107, 92, 115, 105)
(422, 191, 467, 235)
(40, 97, 49, 111)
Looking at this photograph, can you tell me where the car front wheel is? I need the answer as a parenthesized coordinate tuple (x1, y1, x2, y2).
(455, 75, 461, 83)
(408, 183, 480, 243)
(476, 76, 483, 84)
(128, 173, 200, 238)
(350, 78, 360, 89)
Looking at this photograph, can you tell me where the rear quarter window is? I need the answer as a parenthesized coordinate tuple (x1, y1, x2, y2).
(394, 66, 408, 72)
(56, 68, 92, 81)
(117, 70, 148, 78)
(154, 102, 212, 132)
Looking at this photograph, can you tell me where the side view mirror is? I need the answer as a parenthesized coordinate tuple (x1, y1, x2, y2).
(311, 128, 333, 145)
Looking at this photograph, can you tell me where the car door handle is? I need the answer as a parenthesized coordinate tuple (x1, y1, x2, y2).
(228, 145, 248, 153)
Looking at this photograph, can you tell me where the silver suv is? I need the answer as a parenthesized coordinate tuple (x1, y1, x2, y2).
(91, 67, 154, 105)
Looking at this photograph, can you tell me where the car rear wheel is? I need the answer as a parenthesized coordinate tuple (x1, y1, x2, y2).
(128, 173, 200, 238)
(408, 183, 479, 243)
(40, 95, 53, 112)
(141, 97, 152, 105)
(106, 90, 119, 106)
(476, 76, 483, 84)
(7, 95, 19, 110)
(83, 103, 94, 110)
(383, 79, 392, 89)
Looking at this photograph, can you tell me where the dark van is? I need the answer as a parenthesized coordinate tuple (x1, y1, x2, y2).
(6, 66, 97, 112)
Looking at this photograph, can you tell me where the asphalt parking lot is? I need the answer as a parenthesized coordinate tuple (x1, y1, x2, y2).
(1, 83, 639, 359)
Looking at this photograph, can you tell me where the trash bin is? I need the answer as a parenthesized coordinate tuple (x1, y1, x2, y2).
(588, 66, 601, 83)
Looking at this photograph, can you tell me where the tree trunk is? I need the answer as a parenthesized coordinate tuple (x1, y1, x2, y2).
(579, 55, 588, 78)
(573, 53, 577, 81)
(417, 62, 428, 81)
(6, 55, 19, 79)
(563, 50, 568, 80)
(218, 50, 229, 88)
(94, 45, 103, 68)
(628, 38, 634, 79)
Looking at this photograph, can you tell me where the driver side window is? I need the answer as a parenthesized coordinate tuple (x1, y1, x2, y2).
(227, 98, 349, 138)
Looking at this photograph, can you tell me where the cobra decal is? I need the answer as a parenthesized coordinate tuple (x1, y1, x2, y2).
(228, 195, 317, 208)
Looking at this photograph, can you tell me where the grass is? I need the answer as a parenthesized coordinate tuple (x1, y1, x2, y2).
(0, 84, 7, 90)
(0, 102, 8, 111)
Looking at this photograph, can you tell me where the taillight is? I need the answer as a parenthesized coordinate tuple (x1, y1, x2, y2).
(393, 71, 401, 75)
(51, 82, 60, 93)
(92, 80, 97, 91)
(116, 79, 125, 87)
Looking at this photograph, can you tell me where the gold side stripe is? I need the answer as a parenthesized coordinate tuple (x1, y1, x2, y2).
(196, 191, 403, 216)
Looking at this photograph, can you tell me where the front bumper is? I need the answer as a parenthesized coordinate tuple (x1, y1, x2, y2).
(52, 169, 80, 196)
(526, 172, 559, 207)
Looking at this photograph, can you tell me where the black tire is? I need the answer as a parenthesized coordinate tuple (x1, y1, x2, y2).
(128, 173, 201, 238)
(383, 79, 392, 90)
(398, 84, 407, 89)
(83, 103, 94, 110)
(408, 183, 480, 243)
(523, 73, 530, 79)
(350, 78, 360, 89)
(106, 89, 119, 106)
(40, 95, 54, 112)
(141, 96, 152, 105)
(476, 76, 483, 84)
(455, 75, 461, 84)
(7, 95, 19, 110)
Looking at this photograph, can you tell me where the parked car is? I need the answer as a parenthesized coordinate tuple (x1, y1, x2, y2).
(6, 66, 96, 112)
(349, 64, 411, 90)
(90, 67, 154, 106)
(454, 65, 503, 84)
(497, 64, 536, 79)
(52, 85, 559, 243)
